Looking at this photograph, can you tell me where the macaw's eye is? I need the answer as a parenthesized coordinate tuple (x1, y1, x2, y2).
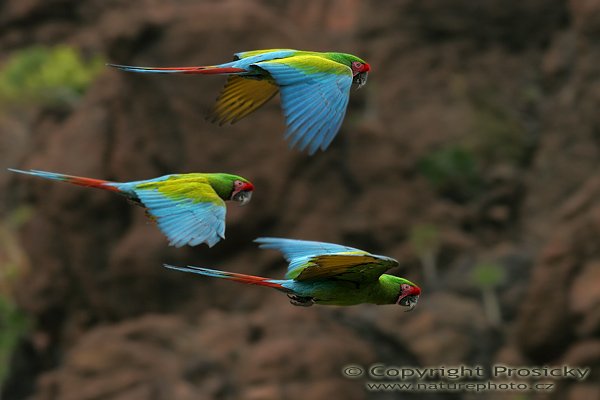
(352, 61, 363, 69)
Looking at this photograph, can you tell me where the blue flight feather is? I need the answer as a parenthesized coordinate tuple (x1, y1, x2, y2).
(135, 189, 226, 248)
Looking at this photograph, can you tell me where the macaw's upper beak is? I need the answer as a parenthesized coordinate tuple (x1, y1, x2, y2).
(353, 72, 368, 88)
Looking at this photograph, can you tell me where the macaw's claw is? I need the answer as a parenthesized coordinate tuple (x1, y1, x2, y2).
(288, 294, 315, 307)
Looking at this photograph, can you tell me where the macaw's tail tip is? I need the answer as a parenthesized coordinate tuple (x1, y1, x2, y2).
(107, 63, 141, 72)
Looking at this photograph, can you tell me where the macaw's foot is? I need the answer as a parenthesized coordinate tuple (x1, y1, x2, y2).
(288, 294, 315, 307)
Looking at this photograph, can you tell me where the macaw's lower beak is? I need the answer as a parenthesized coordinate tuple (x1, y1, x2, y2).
(406, 298, 418, 312)
(353, 72, 368, 88)
(398, 294, 419, 312)
(232, 190, 252, 205)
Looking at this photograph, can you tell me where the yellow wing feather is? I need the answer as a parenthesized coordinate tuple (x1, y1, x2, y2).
(208, 76, 279, 125)
(136, 175, 223, 205)
(295, 254, 396, 282)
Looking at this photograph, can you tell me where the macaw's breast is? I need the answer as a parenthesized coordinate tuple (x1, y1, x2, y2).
(286, 279, 397, 306)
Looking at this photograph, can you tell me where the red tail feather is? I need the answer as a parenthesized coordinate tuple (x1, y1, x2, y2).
(163, 264, 286, 289)
(130, 66, 246, 75)
(9, 169, 121, 193)
(108, 63, 247, 75)
(63, 175, 121, 192)
(183, 67, 247, 75)
(223, 271, 284, 289)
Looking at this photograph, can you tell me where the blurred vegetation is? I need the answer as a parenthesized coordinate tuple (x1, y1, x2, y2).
(409, 223, 440, 286)
(471, 262, 506, 327)
(418, 85, 533, 202)
(466, 91, 529, 166)
(0, 207, 33, 385)
(417, 145, 483, 201)
(471, 262, 506, 289)
(0, 299, 29, 384)
(0, 45, 104, 108)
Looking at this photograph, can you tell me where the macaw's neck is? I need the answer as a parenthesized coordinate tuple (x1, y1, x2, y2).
(372, 274, 402, 305)
(206, 174, 233, 200)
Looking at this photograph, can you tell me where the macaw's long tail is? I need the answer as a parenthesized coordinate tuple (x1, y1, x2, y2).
(163, 264, 286, 290)
(8, 169, 122, 193)
(107, 63, 247, 75)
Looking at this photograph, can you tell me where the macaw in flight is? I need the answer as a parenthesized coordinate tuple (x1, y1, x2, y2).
(109, 49, 371, 155)
(164, 237, 421, 310)
(8, 169, 254, 248)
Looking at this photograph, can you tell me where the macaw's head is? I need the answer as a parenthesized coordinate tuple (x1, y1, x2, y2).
(231, 178, 254, 205)
(350, 59, 370, 87)
(330, 53, 371, 88)
(343, 54, 370, 88)
(210, 174, 254, 205)
(395, 278, 421, 312)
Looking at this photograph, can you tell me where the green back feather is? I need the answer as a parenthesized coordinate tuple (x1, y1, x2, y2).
(136, 173, 249, 203)
(322, 52, 367, 67)
(237, 49, 366, 70)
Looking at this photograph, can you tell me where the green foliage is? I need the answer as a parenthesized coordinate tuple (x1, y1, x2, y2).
(0, 45, 104, 107)
(409, 224, 440, 258)
(418, 85, 534, 201)
(409, 223, 441, 284)
(418, 145, 483, 201)
(5, 207, 32, 230)
(0, 297, 29, 384)
(0, 207, 33, 385)
(467, 96, 528, 165)
(470, 262, 506, 289)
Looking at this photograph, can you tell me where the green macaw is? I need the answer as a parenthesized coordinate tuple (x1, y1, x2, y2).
(8, 168, 254, 248)
(164, 237, 421, 310)
(109, 49, 371, 155)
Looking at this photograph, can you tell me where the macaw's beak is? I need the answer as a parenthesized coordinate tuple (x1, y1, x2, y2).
(399, 283, 421, 311)
(406, 296, 418, 312)
(234, 190, 252, 205)
(398, 294, 419, 312)
(353, 72, 368, 88)
(232, 182, 254, 206)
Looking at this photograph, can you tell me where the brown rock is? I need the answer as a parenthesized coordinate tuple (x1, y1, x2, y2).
(31, 308, 374, 400)
(369, 292, 490, 365)
(515, 237, 576, 361)
(562, 340, 600, 368)
(0, 0, 598, 399)
(569, 0, 600, 35)
(566, 384, 600, 400)
(569, 262, 600, 336)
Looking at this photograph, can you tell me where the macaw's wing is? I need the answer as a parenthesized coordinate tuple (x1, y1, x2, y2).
(255, 237, 374, 280)
(134, 178, 226, 248)
(257, 55, 353, 155)
(294, 253, 398, 283)
(208, 76, 279, 125)
(256, 237, 364, 261)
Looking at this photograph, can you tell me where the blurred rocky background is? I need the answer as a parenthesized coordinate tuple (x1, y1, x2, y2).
(0, 0, 599, 399)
